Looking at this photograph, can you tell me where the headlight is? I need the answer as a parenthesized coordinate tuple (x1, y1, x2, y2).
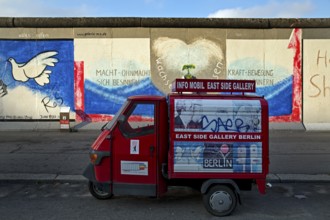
(90, 153, 98, 164)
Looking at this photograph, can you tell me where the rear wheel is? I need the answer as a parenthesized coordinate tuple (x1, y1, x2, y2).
(88, 181, 113, 200)
(203, 185, 237, 217)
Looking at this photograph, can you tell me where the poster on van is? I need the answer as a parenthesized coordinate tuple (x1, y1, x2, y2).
(173, 141, 262, 173)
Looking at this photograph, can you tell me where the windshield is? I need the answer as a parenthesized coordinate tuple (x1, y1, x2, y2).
(104, 101, 129, 130)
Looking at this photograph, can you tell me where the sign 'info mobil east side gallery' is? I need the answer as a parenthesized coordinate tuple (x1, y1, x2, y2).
(172, 79, 256, 93)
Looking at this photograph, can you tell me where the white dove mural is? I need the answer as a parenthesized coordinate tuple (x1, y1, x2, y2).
(8, 51, 58, 86)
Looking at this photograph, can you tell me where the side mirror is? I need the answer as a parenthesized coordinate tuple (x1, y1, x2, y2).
(118, 115, 125, 124)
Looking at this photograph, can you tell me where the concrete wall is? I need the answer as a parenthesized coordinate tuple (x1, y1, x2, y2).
(0, 18, 330, 130)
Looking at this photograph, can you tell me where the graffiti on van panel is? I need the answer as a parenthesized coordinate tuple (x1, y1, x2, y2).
(200, 114, 260, 133)
(203, 143, 233, 169)
(0, 40, 74, 120)
(174, 99, 261, 133)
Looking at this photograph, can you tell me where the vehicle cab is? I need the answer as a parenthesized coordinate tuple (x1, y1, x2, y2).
(84, 95, 169, 198)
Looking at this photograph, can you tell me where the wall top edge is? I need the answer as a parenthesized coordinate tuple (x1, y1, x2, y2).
(0, 17, 330, 28)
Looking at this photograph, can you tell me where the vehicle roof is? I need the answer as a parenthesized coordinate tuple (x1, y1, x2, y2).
(168, 92, 263, 99)
(128, 95, 166, 101)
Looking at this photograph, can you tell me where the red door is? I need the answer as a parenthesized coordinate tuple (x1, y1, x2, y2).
(111, 101, 157, 196)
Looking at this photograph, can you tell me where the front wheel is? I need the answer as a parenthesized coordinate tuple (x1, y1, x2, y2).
(88, 181, 113, 200)
(203, 185, 237, 217)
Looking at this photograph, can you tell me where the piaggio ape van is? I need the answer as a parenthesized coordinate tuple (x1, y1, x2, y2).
(83, 79, 269, 216)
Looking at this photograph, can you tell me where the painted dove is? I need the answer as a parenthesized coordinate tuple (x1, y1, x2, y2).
(8, 51, 58, 86)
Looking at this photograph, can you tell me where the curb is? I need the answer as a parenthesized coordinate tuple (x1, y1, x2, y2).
(0, 122, 106, 131)
(267, 174, 330, 183)
(0, 174, 88, 183)
(1, 173, 330, 184)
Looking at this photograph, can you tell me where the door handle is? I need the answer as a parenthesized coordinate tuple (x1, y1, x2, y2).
(150, 146, 155, 157)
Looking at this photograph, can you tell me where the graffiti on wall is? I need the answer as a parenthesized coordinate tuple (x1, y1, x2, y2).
(74, 38, 163, 121)
(151, 29, 301, 122)
(0, 79, 7, 97)
(0, 40, 74, 120)
(0, 28, 302, 123)
(152, 37, 226, 93)
(303, 39, 330, 124)
(226, 29, 302, 122)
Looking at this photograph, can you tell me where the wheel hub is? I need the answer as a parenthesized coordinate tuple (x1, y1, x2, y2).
(93, 184, 108, 196)
(209, 191, 232, 212)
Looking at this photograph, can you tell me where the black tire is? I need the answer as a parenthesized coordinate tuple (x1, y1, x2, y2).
(203, 185, 237, 217)
(88, 181, 113, 200)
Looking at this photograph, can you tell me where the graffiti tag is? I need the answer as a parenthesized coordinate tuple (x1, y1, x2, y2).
(309, 50, 330, 98)
(201, 115, 259, 133)
(213, 61, 224, 79)
(41, 84, 64, 113)
(41, 95, 63, 113)
(156, 58, 171, 88)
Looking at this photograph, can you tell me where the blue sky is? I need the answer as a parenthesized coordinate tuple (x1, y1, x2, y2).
(0, 0, 329, 18)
